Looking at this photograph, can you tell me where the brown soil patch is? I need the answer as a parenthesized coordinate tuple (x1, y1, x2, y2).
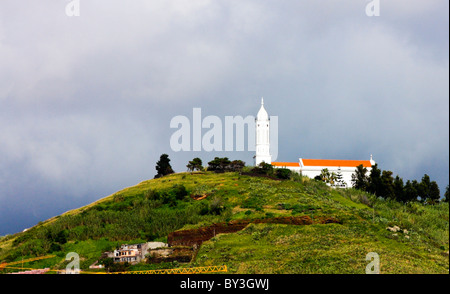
(191, 194, 208, 201)
(168, 216, 314, 247)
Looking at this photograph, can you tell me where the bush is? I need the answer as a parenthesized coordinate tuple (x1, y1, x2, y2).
(252, 162, 273, 175)
(228, 160, 246, 172)
(145, 189, 160, 200)
(209, 197, 225, 215)
(101, 258, 131, 272)
(144, 185, 188, 206)
(290, 172, 303, 182)
(171, 184, 188, 201)
(275, 168, 291, 180)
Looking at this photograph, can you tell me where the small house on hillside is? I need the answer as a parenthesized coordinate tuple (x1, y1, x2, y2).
(104, 242, 168, 264)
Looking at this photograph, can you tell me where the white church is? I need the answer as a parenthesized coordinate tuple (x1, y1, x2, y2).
(254, 98, 375, 188)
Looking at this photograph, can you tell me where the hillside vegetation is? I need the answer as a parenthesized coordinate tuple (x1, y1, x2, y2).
(0, 171, 448, 274)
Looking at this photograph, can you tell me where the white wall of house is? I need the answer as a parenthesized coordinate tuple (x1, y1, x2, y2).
(280, 165, 372, 188)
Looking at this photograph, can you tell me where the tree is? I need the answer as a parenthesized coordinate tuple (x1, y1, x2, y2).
(319, 168, 331, 182)
(418, 174, 431, 202)
(403, 180, 418, 203)
(187, 157, 203, 172)
(352, 164, 369, 191)
(368, 164, 382, 197)
(412, 174, 440, 204)
(318, 168, 337, 186)
(154, 154, 174, 178)
(412, 180, 421, 200)
(380, 170, 395, 199)
(428, 181, 440, 204)
(228, 160, 246, 172)
(393, 175, 405, 202)
(444, 185, 449, 203)
(252, 162, 274, 175)
(335, 167, 346, 188)
(207, 157, 231, 173)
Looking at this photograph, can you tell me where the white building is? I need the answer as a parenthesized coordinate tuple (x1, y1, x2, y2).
(255, 98, 272, 165)
(254, 99, 374, 188)
(106, 242, 168, 264)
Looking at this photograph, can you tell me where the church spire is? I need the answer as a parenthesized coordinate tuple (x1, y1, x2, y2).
(257, 97, 269, 121)
(255, 97, 271, 165)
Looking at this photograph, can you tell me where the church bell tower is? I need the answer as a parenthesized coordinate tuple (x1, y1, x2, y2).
(255, 98, 271, 165)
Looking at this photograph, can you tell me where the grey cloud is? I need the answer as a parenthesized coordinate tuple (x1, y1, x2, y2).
(0, 0, 448, 235)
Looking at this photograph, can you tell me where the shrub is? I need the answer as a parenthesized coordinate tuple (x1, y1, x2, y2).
(101, 258, 131, 272)
(252, 162, 273, 175)
(171, 184, 188, 201)
(290, 172, 303, 182)
(209, 197, 225, 215)
(145, 189, 160, 200)
(228, 160, 246, 172)
(275, 168, 291, 180)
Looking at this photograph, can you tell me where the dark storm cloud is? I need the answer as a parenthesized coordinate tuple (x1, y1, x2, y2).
(0, 0, 448, 234)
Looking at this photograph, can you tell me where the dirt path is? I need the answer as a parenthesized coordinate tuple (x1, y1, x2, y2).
(168, 215, 340, 247)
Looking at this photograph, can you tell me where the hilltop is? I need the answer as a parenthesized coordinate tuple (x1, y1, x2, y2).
(0, 171, 448, 274)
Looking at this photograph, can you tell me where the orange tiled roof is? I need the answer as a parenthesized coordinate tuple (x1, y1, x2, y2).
(271, 162, 300, 167)
(301, 159, 372, 168)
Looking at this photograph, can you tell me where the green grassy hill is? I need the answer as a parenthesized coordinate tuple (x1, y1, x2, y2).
(0, 171, 448, 274)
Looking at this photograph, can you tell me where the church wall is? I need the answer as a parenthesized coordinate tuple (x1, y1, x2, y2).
(281, 166, 372, 188)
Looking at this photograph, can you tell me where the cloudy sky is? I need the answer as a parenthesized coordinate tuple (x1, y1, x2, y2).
(0, 0, 448, 235)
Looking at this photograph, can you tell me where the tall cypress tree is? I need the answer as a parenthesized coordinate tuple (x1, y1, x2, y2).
(368, 164, 382, 197)
(418, 174, 431, 202)
(429, 181, 440, 203)
(404, 180, 418, 202)
(380, 170, 395, 199)
(154, 154, 174, 178)
(444, 185, 449, 203)
(393, 175, 405, 202)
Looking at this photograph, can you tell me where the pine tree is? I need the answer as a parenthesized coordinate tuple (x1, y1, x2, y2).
(380, 170, 395, 199)
(393, 175, 405, 202)
(429, 181, 440, 204)
(187, 157, 203, 172)
(418, 174, 431, 202)
(335, 167, 346, 188)
(403, 180, 418, 202)
(154, 154, 174, 178)
(368, 164, 382, 197)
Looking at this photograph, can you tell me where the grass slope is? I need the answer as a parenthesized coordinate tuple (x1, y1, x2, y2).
(0, 171, 448, 274)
